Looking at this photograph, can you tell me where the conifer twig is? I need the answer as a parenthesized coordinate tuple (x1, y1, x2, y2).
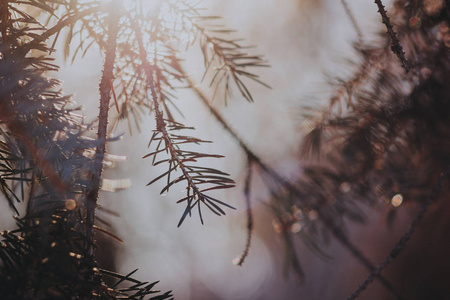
(130, 15, 235, 227)
(374, 0, 410, 72)
(235, 156, 254, 266)
(348, 168, 450, 300)
(189, 17, 269, 103)
(86, 0, 120, 256)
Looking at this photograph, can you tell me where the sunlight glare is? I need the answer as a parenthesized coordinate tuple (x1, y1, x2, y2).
(109, 0, 195, 45)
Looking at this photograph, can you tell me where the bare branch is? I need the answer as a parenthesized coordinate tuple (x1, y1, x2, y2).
(374, 0, 410, 72)
(235, 156, 254, 266)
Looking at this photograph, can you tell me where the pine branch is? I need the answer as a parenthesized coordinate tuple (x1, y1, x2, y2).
(85, 0, 120, 257)
(168, 2, 269, 103)
(0, 2, 174, 298)
(129, 15, 235, 227)
(194, 21, 270, 102)
(70, 1, 269, 134)
(0, 213, 174, 299)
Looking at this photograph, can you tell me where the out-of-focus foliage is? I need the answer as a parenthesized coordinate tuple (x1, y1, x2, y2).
(261, 0, 450, 298)
(193, 0, 450, 299)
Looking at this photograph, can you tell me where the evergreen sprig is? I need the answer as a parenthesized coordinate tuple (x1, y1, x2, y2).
(128, 13, 237, 226)
(194, 21, 270, 102)
(165, 1, 270, 102)
(145, 119, 236, 227)
(0, 1, 176, 298)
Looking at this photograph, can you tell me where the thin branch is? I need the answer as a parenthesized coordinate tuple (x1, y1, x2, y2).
(340, 0, 363, 41)
(130, 18, 188, 191)
(85, 0, 120, 256)
(235, 156, 254, 266)
(321, 210, 404, 299)
(374, 0, 410, 72)
(348, 168, 450, 300)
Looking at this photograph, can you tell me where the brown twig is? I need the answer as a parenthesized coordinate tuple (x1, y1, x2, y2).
(235, 156, 254, 266)
(374, 0, 410, 72)
(85, 0, 120, 257)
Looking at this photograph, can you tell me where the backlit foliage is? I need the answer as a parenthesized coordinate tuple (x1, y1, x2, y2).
(0, 0, 266, 298)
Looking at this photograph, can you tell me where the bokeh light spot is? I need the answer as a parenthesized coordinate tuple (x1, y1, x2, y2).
(340, 182, 351, 193)
(409, 16, 422, 29)
(65, 199, 77, 210)
(391, 193, 403, 207)
(290, 222, 302, 233)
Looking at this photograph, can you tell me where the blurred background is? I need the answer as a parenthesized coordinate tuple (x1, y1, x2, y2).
(17, 0, 430, 299)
